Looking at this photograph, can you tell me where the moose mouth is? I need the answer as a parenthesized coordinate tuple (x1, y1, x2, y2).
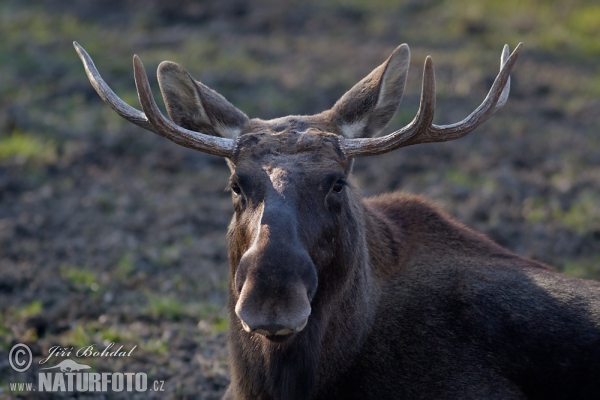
(241, 320, 305, 344)
(263, 333, 296, 344)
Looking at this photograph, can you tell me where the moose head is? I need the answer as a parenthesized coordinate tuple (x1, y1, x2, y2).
(75, 41, 519, 340)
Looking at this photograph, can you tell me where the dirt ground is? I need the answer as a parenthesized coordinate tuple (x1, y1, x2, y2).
(1, 1, 599, 398)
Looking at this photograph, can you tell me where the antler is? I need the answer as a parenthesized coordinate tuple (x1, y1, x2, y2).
(73, 42, 234, 158)
(341, 43, 522, 158)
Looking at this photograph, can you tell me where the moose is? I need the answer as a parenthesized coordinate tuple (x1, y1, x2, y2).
(75, 41, 600, 399)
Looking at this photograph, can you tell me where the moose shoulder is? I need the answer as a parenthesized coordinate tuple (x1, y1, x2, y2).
(75, 41, 600, 399)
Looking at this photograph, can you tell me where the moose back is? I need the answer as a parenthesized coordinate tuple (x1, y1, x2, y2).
(75, 41, 600, 399)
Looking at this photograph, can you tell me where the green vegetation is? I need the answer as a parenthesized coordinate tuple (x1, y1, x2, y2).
(523, 191, 600, 235)
(146, 295, 190, 321)
(58, 320, 171, 357)
(563, 256, 600, 280)
(0, 300, 44, 349)
(98, 325, 135, 344)
(12, 300, 43, 319)
(1, 0, 598, 143)
(445, 169, 496, 192)
(145, 293, 225, 326)
(0, 317, 12, 350)
(558, 192, 600, 235)
(62, 323, 102, 348)
(212, 316, 229, 333)
(60, 266, 100, 292)
(115, 252, 137, 281)
(0, 131, 57, 166)
(142, 337, 169, 355)
(158, 245, 183, 267)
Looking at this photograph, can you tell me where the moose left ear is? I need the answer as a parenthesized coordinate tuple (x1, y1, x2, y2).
(328, 44, 410, 139)
(157, 61, 249, 138)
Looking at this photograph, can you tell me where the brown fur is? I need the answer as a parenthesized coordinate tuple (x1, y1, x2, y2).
(220, 130, 600, 400)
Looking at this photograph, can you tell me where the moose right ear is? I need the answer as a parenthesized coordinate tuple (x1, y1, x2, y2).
(328, 44, 410, 139)
(157, 61, 249, 138)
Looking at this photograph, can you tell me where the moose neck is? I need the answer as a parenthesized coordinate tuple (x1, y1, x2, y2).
(226, 184, 382, 399)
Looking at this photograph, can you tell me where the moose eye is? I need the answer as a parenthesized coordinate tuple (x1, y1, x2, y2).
(231, 183, 242, 196)
(332, 180, 345, 193)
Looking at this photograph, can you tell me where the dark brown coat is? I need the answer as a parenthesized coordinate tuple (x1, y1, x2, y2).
(223, 131, 600, 400)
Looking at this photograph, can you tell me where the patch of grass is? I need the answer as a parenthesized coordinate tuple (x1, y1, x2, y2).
(60, 322, 136, 353)
(446, 170, 476, 189)
(99, 326, 135, 344)
(197, 302, 228, 334)
(522, 192, 600, 235)
(566, 5, 600, 55)
(320, 0, 404, 15)
(445, 169, 496, 192)
(182, 235, 194, 247)
(146, 295, 189, 321)
(60, 266, 100, 292)
(557, 192, 600, 235)
(2, 9, 89, 47)
(141, 338, 169, 356)
(0, 315, 13, 350)
(522, 196, 550, 224)
(197, 302, 224, 321)
(62, 323, 97, 349)
(212, 316, 228, 333)
(12, 300, 43, 319)
(145, 293, 226, 331)
(0, 131, 57, 166)
(418, 0, 600, 59)
(587, 71, 600, 97)
(562, 256, 600, 280)
(115, 252, 137, 281)
(158, 245, 182, 267)
(0, 300, 45, 347)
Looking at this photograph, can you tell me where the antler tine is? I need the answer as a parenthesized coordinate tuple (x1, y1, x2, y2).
(342, 43, 522, 158)
(493, 44, 512, 112)
(422, 42, 522, 141)
(73, 41, 157, 133)
(343, 55, 437, 157)
(132, 56, 234, 158)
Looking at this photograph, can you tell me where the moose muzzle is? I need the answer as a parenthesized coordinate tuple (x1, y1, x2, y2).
(234, 220, 317, 337)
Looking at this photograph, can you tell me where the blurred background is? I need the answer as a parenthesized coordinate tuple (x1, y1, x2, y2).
(1, 0, 599, 397)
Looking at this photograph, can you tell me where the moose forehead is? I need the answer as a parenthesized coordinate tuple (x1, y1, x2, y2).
(230, 124, 350, 188)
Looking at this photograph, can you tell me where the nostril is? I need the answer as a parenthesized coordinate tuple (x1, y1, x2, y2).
(254, 324, 293, 336)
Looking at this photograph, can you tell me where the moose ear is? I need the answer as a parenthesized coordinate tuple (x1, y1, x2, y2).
(157, 61, 249, 138)
(328, 44, 410, 138)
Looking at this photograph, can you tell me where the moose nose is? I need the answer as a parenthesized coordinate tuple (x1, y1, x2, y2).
(238, 317, 309, 336)
(235, 281, 311, 337)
